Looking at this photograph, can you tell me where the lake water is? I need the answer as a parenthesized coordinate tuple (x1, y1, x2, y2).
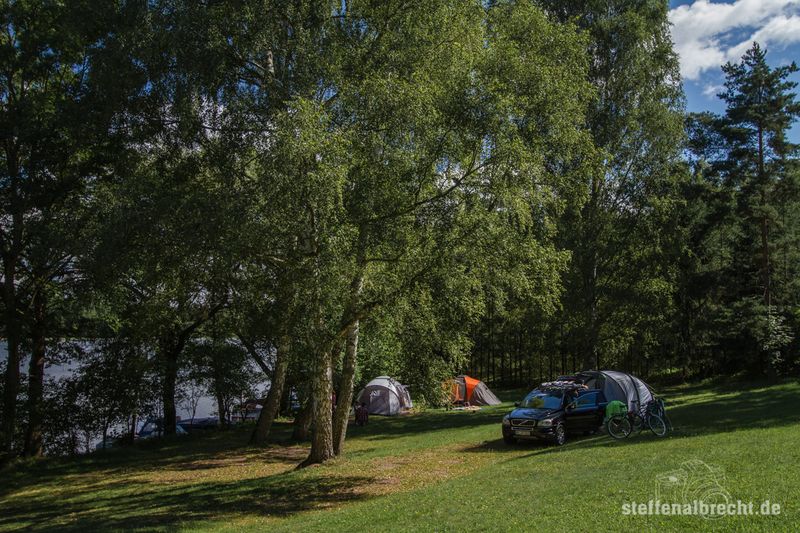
(0, 342, 267, 424)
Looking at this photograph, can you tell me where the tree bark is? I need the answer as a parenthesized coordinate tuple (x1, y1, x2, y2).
(333, 320, 359, 456)
(237, 333, 272, 376)
(292, 400, 312, 441)
(165, 298, 227, 434)
(129, 414, 138, 444)
(332, 262, 365, 456)
(251, 335, 290, 445)
(23, 288, 47, 457)
(157, 302, 224, 436)
(1, 146, 23, 462)
(160, 338, 180, 436)
(215, 390, 227, 427)
(1, 257, 21, 460)
(301, 345, 335, 466)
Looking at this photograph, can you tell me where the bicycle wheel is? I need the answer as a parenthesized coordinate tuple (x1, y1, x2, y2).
(648, 414, 667, 437)
(607, 415, 632, 439)
(630, 413, 645, 435)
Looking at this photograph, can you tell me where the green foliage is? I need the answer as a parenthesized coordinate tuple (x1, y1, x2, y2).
(684, 43, 800, 377)
(469, 0, 686, 382)
(0, 0, 154, 456)
(184, 339, 261, 424)
(7, 0, 800, 462)
(39, 341, 160, 456)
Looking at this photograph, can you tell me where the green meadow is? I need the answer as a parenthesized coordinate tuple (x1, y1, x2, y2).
(2, 381, 798, 532)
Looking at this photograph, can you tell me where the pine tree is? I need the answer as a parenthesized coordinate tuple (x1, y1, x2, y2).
(720, 43, 800, 375)
(685, 43, 800, 376)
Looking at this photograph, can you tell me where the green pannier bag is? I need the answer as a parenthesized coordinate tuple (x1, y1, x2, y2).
(604, 400, 628, 423)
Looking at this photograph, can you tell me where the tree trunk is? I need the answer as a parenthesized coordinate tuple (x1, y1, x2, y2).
(1, 150, 23, 462)
(216, 390, 227, 427)
(333, 320, 359, 456)
(237, 333, 272, 376)
(757, 124, 777, 380)
(129, 414, 138, 444)
(332, 265, 365, 456)
(1, 257, 21, 460)
(251, 335, 290, 445)
(301, 346, 335, 466)
(158, 302, 224, 436)
(23, 288, 47, 457)
(292, 400, 312, 441)
(160, 339, 180, 436)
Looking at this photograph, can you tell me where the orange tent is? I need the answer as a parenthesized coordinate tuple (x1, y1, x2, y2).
(464, 375, 480, 402)
(446, 375, 501, 406)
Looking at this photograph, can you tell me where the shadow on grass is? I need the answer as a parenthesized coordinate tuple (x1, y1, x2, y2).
(460, 382, 800, 458)
(355, 407, 508, 441)
(0, 421, 375, 531)
(0, 418, 390, 532)
(462, 431, 662, 459)
(3, 382, 798, 530)
(1, 422, 306, 488)
(0, 469, 375, 532)
(666, 382, 800, 435)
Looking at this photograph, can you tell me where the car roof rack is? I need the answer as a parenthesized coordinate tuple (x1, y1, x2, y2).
(539, 380, 588, 391)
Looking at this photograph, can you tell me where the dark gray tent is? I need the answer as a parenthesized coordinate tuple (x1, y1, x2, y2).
(572, 370, 654, 411)
(356, 376, 413, 416)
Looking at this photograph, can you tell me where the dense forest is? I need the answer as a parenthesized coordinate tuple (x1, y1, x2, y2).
(1, 0, 799, 464)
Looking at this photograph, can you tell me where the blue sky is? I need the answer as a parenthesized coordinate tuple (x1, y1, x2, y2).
(668, 0, 800, 141)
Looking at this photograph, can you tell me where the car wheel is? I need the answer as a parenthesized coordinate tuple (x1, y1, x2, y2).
(555, 423, 566, 446)
(503, 433, 516, 445)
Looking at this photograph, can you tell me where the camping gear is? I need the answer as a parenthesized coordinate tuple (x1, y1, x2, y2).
(570, 370, 654, 412)
(448, 375, 501, 406)
(356, 376, 413, 416)
(648, 397, 672, 432)
(604, 400, 628, 423)
(605, 398, 669, 440)
(355, 404, 369, 425)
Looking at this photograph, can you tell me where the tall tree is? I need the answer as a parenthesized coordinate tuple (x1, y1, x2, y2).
(685, 43, 800, 376)
(269, 0, 594, 465)
(535, 0, 684, 372)
(1, 0, 145, 458)
(84, 0, 272, 436)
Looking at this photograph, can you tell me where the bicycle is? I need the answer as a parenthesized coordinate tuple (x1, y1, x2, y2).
(647, 397, 672, 435)
(606, 412, 632, 439)
(606, 399, 669, 439)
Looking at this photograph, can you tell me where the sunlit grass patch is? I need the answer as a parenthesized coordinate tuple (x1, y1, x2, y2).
(1, 381, 799, 532)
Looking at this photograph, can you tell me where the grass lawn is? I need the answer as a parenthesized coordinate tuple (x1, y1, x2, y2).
(1, 380, 799, 532)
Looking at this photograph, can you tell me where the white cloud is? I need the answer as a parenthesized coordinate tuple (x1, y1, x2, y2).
(702, 83, 723, 97)
(727, 15, 800, 58)
(669, 0, 800, 80)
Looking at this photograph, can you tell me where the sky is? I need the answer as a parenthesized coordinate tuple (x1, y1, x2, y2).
(668, 0, 800, 141)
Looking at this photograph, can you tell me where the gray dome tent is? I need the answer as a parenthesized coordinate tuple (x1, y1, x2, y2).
(572, 370, 654, 411)
(356, 376, 413, 416)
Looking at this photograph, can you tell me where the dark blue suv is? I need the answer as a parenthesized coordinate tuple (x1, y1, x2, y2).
(502, 387, 608, 446)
